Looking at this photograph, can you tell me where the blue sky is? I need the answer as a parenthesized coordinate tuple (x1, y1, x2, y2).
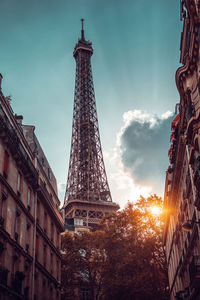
(0, 0, 182, 207)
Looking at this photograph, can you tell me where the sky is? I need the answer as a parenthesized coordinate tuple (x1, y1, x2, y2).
(0, 0, 182, 208)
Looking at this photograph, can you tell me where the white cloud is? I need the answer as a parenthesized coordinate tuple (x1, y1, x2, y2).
(161, 110, 173, 119)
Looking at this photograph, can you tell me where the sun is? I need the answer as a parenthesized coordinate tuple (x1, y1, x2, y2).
(150, 205, 162, 216)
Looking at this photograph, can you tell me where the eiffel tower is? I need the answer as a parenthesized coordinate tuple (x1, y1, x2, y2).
(63, 20, 119, 231)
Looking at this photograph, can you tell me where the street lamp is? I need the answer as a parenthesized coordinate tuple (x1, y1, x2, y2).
(181, 220, 200, 232)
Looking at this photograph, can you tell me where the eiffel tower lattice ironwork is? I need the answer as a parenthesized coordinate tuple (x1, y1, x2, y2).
(63, 20, 118, 230)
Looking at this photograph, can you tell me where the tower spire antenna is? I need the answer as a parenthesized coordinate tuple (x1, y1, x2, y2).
(81, 18, 85, 40)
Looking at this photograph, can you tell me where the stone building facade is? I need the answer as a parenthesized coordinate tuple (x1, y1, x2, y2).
(0, 74, 64, 300)
(163, 1, 200, 299)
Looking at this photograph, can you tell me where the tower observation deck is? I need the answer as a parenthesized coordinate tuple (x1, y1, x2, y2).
(63, 20, 119, 231)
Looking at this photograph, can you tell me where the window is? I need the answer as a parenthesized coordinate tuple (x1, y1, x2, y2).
(0, 198, 4, 219)
(48, 168, 51, 181)
(50, 252, 53, 274)
(37, 201, 40, 222)
(74, 218, 83, 226)
(0, 192, 7, 220)
(27, 188, 31, 208)
(51, 222, 54, 242)
(17, 173, 22, 195)
(42, 278, 46, 287)
(56, 260, 59, 280)
(57, 231, 59, 248)
(26, 222, 31, 252)
(3, 151, 9, 178)
(43, 244, 46, 267)
(14, 210, 21, 242)
(35, 236, 39, 260)
(41, 157, 45, 166)
(44, 211, 47, 234)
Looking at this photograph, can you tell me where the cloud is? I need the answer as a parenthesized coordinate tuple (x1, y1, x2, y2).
(104, 110, 173, 208)
(119, 110, 173, 192)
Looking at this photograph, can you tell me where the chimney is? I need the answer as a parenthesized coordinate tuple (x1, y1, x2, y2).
(15, 114, 23, 125)
(0, 74, 3, 91)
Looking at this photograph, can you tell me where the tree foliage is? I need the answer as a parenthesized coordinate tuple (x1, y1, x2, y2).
(61, 195, 169, 300)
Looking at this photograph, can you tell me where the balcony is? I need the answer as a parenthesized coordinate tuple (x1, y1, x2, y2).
(189, 256, 200, 287)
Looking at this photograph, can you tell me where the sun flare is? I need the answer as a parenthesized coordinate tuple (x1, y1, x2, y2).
(150, 205, 162, 216)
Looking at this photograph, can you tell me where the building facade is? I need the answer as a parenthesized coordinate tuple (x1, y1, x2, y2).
(163, 1, 200, 299)
(62, 21, 119, 233)
(0, 74, 64, 300)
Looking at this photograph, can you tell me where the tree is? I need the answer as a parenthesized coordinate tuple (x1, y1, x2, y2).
(61, 195, 169, 300)
(61, 230, 107, 300)
(101, 195, 169, 300)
